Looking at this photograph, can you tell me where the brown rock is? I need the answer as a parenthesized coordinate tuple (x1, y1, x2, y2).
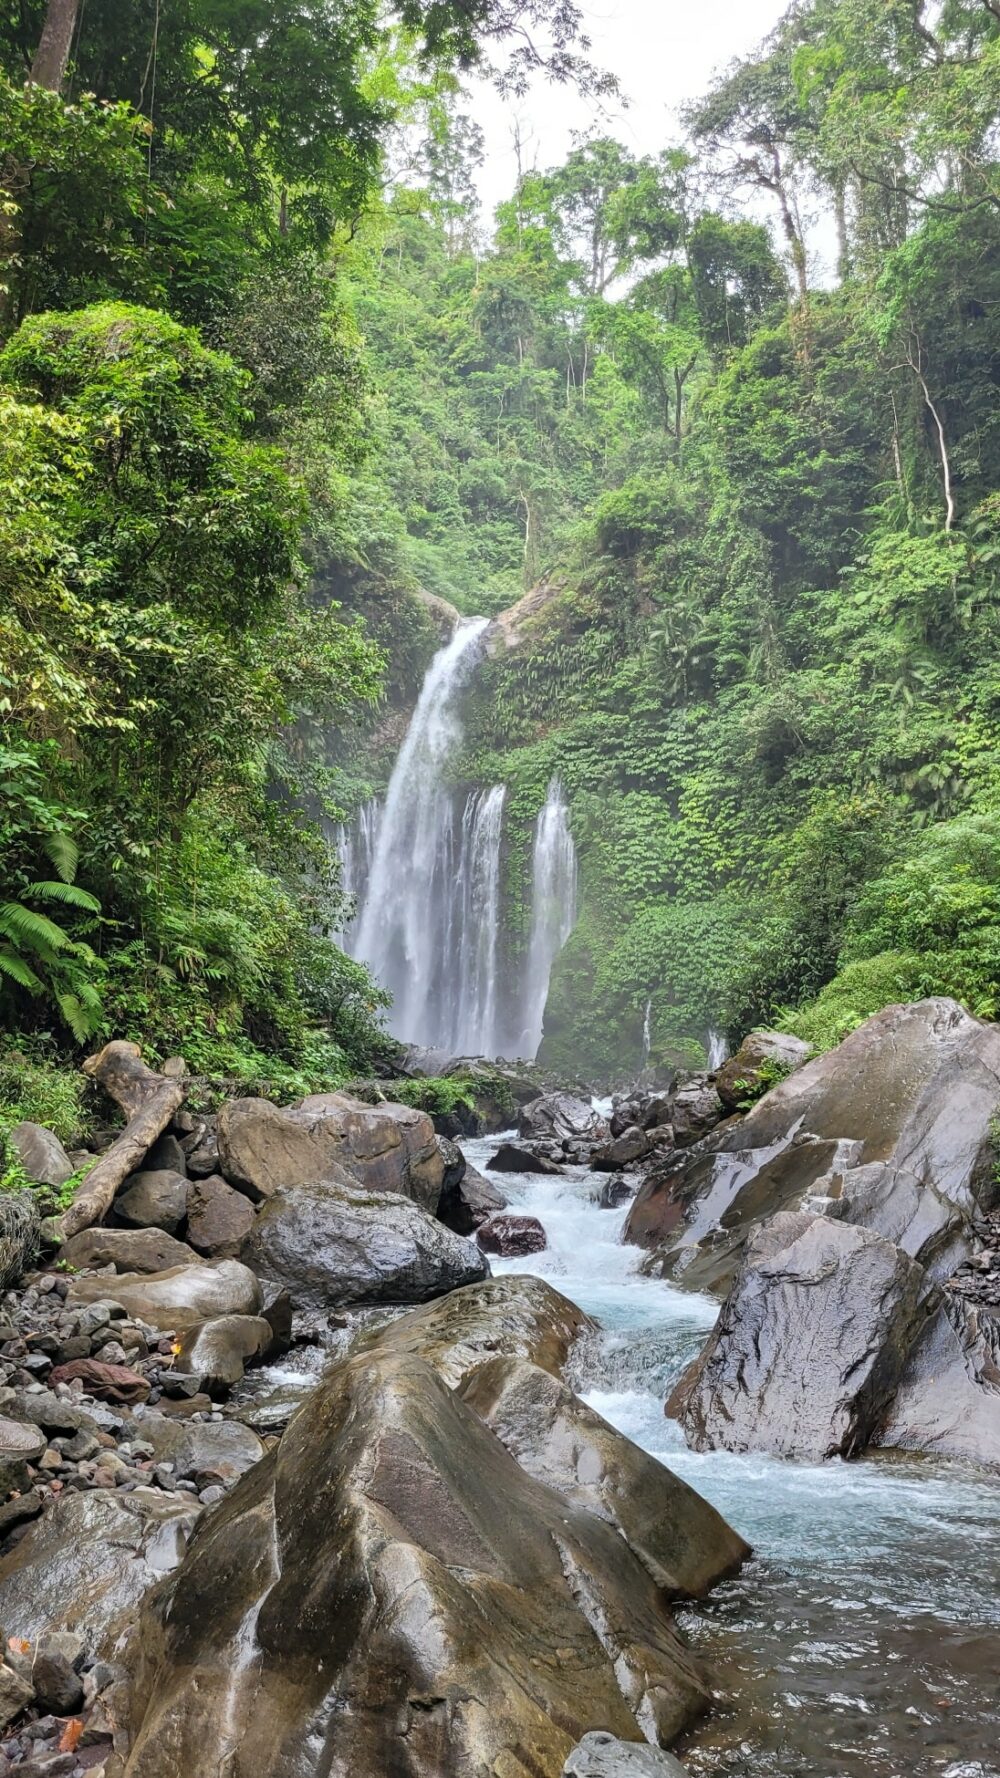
(49, 1359, 151, 1405)
(185, 1175, 256, 1259)
(59, 1227, 199, 1275)
(363, 1273, 592, 1388)
(217, 1093, 445, 1210)
(68, 1260, 262, 1334)
(715, 1030, 811, 1112)
(477, 1212, 547, 1256)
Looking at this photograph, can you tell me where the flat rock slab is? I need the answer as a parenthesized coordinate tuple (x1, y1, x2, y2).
(68, 1259, 262, 1333)
(877, 1295, 1000, 1468)
(59, 1226, 200, 1274)
(564, 1731, 690, 1776)
(668, 1211, 930, 1461)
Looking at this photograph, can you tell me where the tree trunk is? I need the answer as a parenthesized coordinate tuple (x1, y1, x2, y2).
(49, 1042, 187, 1242)
(30, 0, 80, 91)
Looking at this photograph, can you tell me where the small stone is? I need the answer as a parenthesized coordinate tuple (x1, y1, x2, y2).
(0, 1662, 33, 1730)
(29, 1648, 84, 1715)
(37, 1448, 63, 1473)
(199, 1485, 225, 1504)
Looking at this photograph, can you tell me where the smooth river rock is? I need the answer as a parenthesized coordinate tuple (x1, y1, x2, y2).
(68, 1258, 263, 1333)
(459, 1354, 749, 1596)
(217, 1091, 446, 1210)
(115, 1168, 189, 1234)
(518, 1092, 606, 1143)
(121, 1348, 713, 1776)
(564, 1732, 691, 1776)
(8, 1121, 74, 1188)
(668, 1212, 931, 1460)
(59, 1225, 201, 1274)
(0, 1487, 201, 1659)
(363, 1274, 593, 1387)
(627, 998, 1000, 1294)
(241, 1175, 488, 1310)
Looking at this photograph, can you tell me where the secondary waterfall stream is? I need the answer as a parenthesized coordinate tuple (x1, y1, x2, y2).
(339, 619, 577, 1058)
(460, 1133, 1000, 1778)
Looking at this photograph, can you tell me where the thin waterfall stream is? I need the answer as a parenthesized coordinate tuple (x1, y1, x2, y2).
(459, 1133, 1000, 1778)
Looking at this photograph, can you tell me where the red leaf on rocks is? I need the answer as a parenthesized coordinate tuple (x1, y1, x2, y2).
(59, 1719, 84, 1753)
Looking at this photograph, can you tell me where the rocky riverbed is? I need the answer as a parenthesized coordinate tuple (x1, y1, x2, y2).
(0, 1002, 996, 1776)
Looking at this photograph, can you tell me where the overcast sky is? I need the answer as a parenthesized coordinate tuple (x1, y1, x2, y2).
(470, 0, 786, 213)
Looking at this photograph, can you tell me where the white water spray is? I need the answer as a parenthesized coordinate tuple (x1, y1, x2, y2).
(518, 777, 577, 1057)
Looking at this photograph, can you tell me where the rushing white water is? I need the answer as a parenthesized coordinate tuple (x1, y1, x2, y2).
(461, 1135, 1000, 1777)
(707, 1027, 729, 1070)
(518, 777, 577, 1057)
(341, 627, 577, 1058)
(642, 998, 652, 1066)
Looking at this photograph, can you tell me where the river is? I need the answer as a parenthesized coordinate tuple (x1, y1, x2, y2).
(460, 1134, 1000, 1778)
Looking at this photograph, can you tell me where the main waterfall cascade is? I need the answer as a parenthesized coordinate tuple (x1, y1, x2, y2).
(336, 619, 578, 1060)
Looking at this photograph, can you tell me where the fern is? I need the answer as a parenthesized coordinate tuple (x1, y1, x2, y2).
(28, 881, 101, 912)
(42, 832, 79, 885)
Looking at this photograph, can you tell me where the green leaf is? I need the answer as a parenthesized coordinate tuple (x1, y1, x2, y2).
(28, 881, 101, 913)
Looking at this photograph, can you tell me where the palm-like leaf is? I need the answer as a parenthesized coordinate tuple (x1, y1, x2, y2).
(29, 881, 101, 913)
(42, 831, 79, 884)
(0, 948, 43, 991)
(0, 903, 69, 952)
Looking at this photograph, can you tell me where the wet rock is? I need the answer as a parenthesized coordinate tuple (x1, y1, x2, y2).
(114, 1171, 189, 1236)
(563, 1731, 691, 1776)
(174, 1314, 273, 1395)
(58, 1227, 199, 1275)
(591, 1126, 652, 1171)
(610, 1090, 675, 1138)
(487, 1142, 563, 1175)
(29, 1648, 83, 1715)
(669, 1081, 723, 1148)
(47, 1359, 150, 1405)
(364, 1273, 592, 1387)
(218, 1093, 445, 1211)
(180, 1118, 220, 1179)
(599, 1177, 635, 1210)
(0, 1662, 33, 1729)
(436, 1135, 466, 1195)
(476, 1212, 547, 1256)
(142, 1132, 187, 1177)
(68, 1260, 262, 1334)
(437, 1157, 507, 1235)
(128, 1414, 264, 1484)
(626, 998, 1000, 1295)
(8, 1125, 73, 1190)
(184, 1175, 255, 1260)
(460, 1355, 748, 1597)
(0, 1487, 201, 1658)
(0, 1416, 46, 1494)
(715, 1030, 811, 1113)
(518, 1092, 605, 1144)
(122, 1348, 712, 1775)
(241, 1176, 488, 1311)
(876, 1295, 1000, 1468)
(667, 1212, 930, 1460)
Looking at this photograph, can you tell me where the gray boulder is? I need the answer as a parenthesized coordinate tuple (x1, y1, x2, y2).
(364, 1273, 593, 1387)
(0, 1486, 200, 1659)
(115, 1169, 189, 1235)
(129, 1412, 264, 1483)
(627, 998, 1000, 1294)
(667, 1212, 931, 1460)
(8, 1121, 74, 1188)
(218, 1092, 446, 1211)
(174, 1314, 274, 1395)
(241, 1174, 488, 1311)
(591, 1125, 652, 1171)
(564, 1732, 690, 1776)
(0, 1415, 45, 1495)
(68, 1259, 262, 1333)
(438, 1156, 507, 1234)
(59, 1225, 199, 1275)
(668, 1079, 724, 1147)
(876, 1294, 1000, 1468)
(518, 1092, 605, 1143)
(459, 1354, 748, 1597)
(121, 1348, 712, 1776)
(487, 1141, 564, 1175)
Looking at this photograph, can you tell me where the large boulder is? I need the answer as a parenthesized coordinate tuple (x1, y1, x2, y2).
(175, 1314, 274, 1395)
(591, 1126, 653, 1171)
(875, 1295, 1000, 1468)
(519, 1092, 605, 1144)
(217, 1092, 445, 1211)
(714, 1030, 811, 1112)
(8, 1121, 74, 1188)
(626, 999, 1000, 1295)
(459, 1355, 748, 1597)
(59, 1226, 200, 1275)
(121, 1349, 712, 1776)
(487, 1141, 563, 1175)
(363, 1274, 593, 1387)
(68, 1259, 262, 1333)
(128, 1412, 265, 1484)
(667, 1212, 931, 1461)
(0, 1487, 200, 1659)
(241, 1175, 489, 1311)
(477, 1212, 547, 1256)
(438, 1157, 507, 1235)
(115, 1168, 189, 1234)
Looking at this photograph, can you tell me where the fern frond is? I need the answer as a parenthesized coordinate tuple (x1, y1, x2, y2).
(29, 881, 101, 913)
(0, 903, 68, 951)
(0, 948, 43, 991)
(56, 991, 101, 1042)
(42, 831, 79, 884)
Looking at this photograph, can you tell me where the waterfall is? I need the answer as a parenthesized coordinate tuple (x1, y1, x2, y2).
(642, 998, 652, 1065)
(348, 619, 509, 1053)
(342, 629, 577, 1059)
(518, 777, 578, 1058)
(707, 1028, 729, 1070)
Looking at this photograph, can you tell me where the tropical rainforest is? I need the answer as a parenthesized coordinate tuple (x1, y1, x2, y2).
(3, 0, 1000, 1109)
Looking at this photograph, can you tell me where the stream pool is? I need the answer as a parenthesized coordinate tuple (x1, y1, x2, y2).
(461, 1135, 1000, 1778)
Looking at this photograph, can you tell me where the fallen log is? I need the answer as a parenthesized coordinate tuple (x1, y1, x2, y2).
(49, 1042, 187, 1243)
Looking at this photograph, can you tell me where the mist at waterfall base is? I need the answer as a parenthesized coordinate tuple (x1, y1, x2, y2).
(460, 1133, 1000, 1778)
(337, 618, 577, 1061)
